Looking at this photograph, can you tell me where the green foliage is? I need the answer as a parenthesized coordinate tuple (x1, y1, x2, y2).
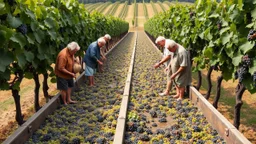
(0, 0, 128, 91)
(145, 0, 256, 93)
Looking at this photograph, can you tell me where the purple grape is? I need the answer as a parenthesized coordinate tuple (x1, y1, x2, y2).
(16, 24, 28, 35)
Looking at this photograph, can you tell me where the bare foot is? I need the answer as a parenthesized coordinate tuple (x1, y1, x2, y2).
(173, 94, 179, 98)
(68, 100, 77, 104)
(177, 98, 183, 101)
(159, 91, 169, 96)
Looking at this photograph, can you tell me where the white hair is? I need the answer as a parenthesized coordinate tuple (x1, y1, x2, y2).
(104, 34, 111, 40)
(67, 42, 80, 51)
(155, 36, 165, 44)
(165, 39, 177, 49)
(98, 37, 106, 45)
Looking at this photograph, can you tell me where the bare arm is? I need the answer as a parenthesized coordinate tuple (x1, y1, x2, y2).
(171, 66, 185, 79)
(154, 55, 171, 69)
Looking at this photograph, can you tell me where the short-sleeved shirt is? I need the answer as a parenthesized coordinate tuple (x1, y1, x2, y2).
(55, 48, 74, 79)
(170, 44, 192, 87)
(163, 39, 173, 67)
(83, 41, 101, 69)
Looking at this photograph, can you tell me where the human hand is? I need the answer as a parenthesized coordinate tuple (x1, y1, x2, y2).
(98, 61, 103, 65)
(164, 67, 169, 74)
(170, 73, 176, 80)
(154, 63, 160, 69)
(71, 73, 76, 78)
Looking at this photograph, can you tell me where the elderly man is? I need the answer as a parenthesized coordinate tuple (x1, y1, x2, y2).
(55, 42, 80, 105)
(99, 34, 111, 72)
(166, 40, 191, 101)
(83, 37, 106, 86)
(154, 36, 173, 96)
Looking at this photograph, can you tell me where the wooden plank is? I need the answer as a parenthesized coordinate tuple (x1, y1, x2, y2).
(3, 94, 60, 144)
(190, 87, 251, 144)
(113, 32, 137, 144)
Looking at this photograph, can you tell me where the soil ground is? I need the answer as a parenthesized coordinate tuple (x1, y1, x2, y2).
(146, 3, 155, 18)
(137, 3, 146, 28)
(125, 4, 134, 29)
(154, 2, 163, 13)
(162, 3, 170, 10)
(114, 3, 124, 17)
(102, 3, 112, 15)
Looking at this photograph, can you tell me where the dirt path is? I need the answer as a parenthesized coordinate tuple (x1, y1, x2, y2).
(137, 3, 146, 28)
(95, 3, 104, 11)
(162, 3, 170, 10)
(125, 4, 134, 29)
(102, 3, 112, 15)
(114, 3, 124, 17)
(154, 2, 163, 13)
(146, 3, 154, 18)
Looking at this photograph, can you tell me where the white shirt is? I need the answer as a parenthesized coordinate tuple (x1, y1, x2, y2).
(163, 39, 173, 66)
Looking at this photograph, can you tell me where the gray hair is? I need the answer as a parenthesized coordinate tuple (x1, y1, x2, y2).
(155, 36, 165, 44)
(104, 34, 111, 40)
(98, 38, 106, 45)
(165, 39, 177, 48)
(67, 42, 80, 51)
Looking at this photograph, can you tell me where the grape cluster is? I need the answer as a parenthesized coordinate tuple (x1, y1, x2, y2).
(237, 67, 247, 83)
(149, 110, 157, 118)
(139, 134, 150, 141)
(16, 24, 28, 35)
(7, 0, 15, 6)
(217, 20, 222, 30)
(236, 55, 251, 83)
(41, 134, 51, 141)
(158, 117, 167, 123)
(242, 55, 251, 67)
(60, 138, 69, 144)
(253, 72, 256, 87)
(0, 14, 7, 21)
(189, 12, 195, 18)
(247, 29, 256, 41)
(71, 138, 80, 144)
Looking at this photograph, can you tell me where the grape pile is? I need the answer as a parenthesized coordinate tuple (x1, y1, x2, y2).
(124, 32, 225, 143)
(217, 20, 222, 30)
(16, 24, 28, 35)
(247, 29, 256, 41)
(25, 33, 135, 143)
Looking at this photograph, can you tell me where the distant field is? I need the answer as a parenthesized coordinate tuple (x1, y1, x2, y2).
(84, 2, 189, 28)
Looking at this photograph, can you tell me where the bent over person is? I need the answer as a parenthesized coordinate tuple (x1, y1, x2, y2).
(98, 34, 111, 72)
(55, 42, 80, 105)
(83, 37, 106, 86)
(166, 40, 191, 101)
(154, 36, 173, 96)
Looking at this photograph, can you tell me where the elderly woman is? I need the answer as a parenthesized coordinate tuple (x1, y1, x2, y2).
(83, 37, 106, 86)
(166, 40, 191, 101)
(55, 42, 80, 105)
